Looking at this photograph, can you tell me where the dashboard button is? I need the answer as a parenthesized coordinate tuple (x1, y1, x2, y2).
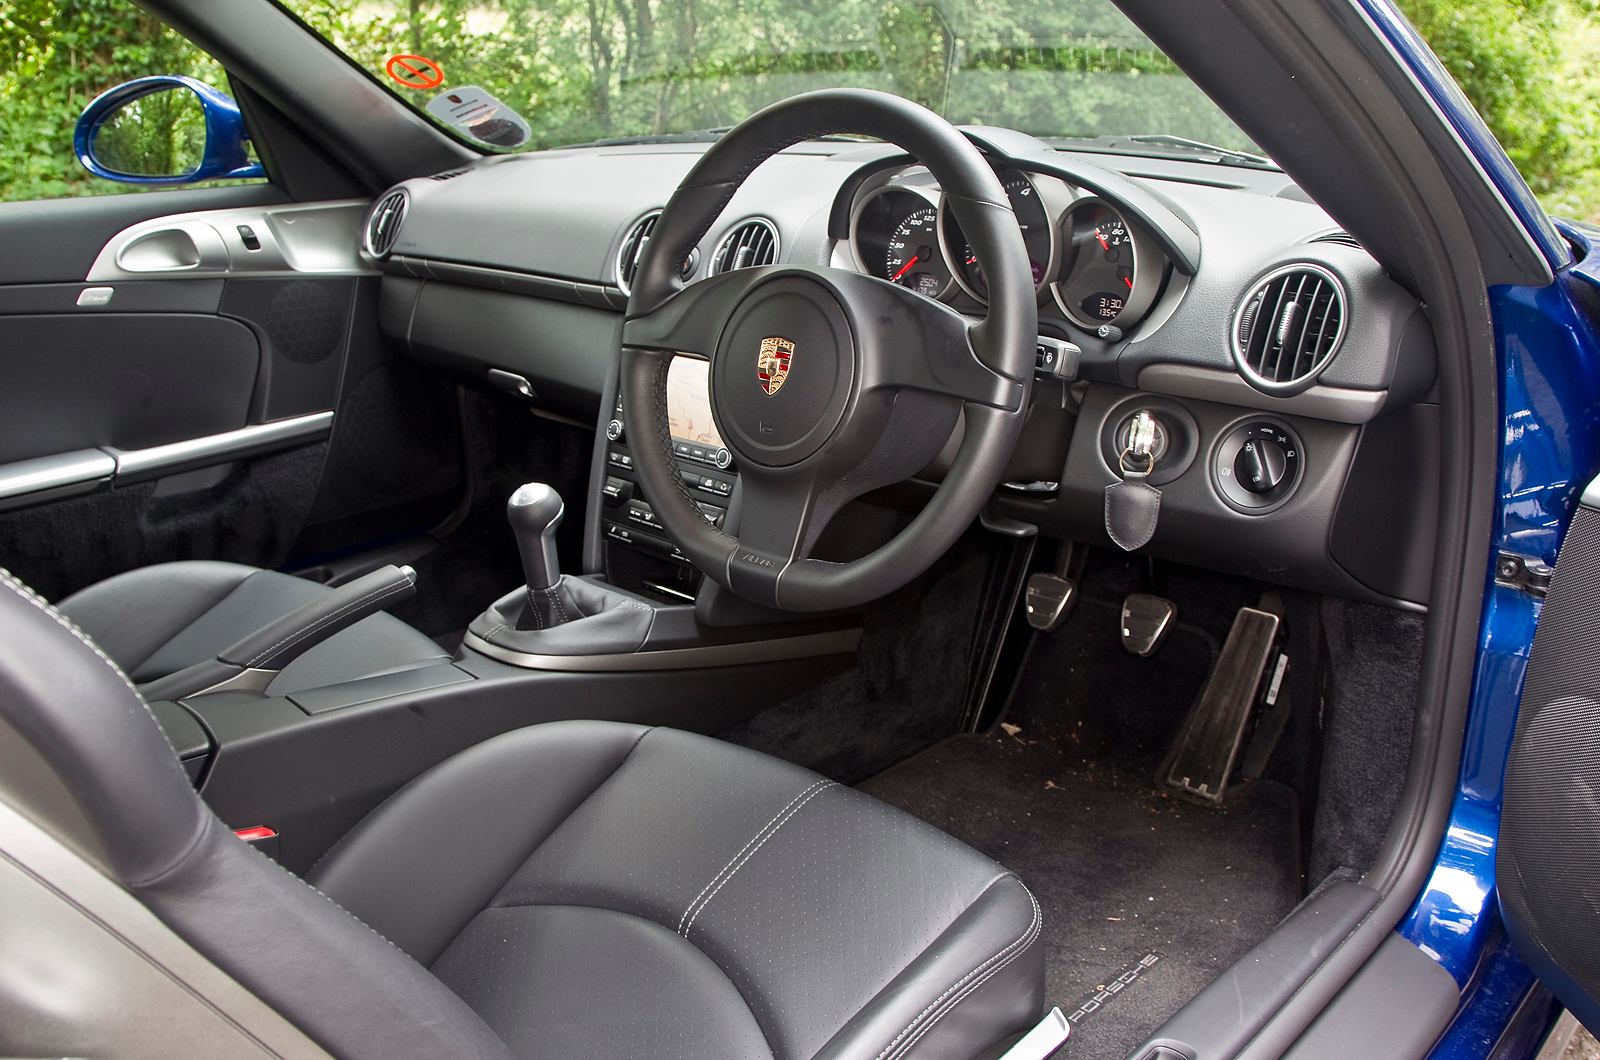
(713, 448, 733, 469)
(606, 418, 625, 441)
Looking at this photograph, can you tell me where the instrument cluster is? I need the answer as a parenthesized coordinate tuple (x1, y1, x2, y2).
(847, 161, 1167, 335)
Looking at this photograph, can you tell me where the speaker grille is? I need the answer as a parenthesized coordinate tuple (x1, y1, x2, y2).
(1499, 502, 1600, 1023)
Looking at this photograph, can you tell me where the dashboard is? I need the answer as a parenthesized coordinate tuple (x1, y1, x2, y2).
(365, 130, 1441, 610)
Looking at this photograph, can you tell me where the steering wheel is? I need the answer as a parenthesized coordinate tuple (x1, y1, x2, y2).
(620, 89, 1037, 612)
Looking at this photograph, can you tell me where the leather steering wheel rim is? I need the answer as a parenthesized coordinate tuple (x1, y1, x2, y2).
(619, 88, 1036, 612)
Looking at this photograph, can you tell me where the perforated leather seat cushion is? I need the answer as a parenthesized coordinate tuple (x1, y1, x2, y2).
(309, 722, 1045, 1060)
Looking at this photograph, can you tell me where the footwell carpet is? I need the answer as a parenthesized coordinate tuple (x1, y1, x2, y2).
(860, 729, 1300, 1060)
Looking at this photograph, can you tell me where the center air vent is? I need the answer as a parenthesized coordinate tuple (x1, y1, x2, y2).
(616, 210, 705, 295)
(1232, 264, 1347, 395)
(616, 211, 660, 295)
(365, 190, 408, 258)
(711, 218, 779, 275)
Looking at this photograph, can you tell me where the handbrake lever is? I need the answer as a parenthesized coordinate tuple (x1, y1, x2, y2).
(138, 564, 418, 703)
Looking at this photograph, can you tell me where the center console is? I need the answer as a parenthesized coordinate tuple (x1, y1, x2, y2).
(600, 356, 738, 601)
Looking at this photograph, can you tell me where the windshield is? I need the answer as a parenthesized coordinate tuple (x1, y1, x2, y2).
(278, 0, 1259, 159)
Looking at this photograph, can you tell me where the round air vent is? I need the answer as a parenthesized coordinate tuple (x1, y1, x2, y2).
(1232, 264, 1347, 395)
(615, 211, 698, 296)
(711, 218, 779, 275)
(364, 190, 408, 258)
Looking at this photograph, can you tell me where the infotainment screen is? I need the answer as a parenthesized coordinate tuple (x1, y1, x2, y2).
(666, 356, 724, 448)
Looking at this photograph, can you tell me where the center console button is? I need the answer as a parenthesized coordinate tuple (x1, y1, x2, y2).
(603, 476, 633, 506)
(713, 447, 733, 469)
(606, 419, 624, 441)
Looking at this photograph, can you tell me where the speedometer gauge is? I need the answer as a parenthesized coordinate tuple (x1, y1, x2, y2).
(1052, 200, 1160, 333)
(885, 207, 951, 298)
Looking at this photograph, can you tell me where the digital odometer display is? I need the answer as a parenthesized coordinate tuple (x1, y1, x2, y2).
(1056, 201, 1138, 328)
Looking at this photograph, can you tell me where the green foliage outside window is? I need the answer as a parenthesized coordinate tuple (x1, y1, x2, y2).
(0, 0, 255, 199)
(1, 0, 1597, 226)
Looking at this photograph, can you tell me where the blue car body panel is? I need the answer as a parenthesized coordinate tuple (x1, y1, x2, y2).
(1402, 264, 1600, 1056)
(1348, 3, 1600, 1055)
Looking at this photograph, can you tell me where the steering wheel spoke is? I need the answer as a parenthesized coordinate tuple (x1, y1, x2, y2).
(724, 469, 823, 604)
(829, 271, 1026, 410)
(621, 267, 774, 356)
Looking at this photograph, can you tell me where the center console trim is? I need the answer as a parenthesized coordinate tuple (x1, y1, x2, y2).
(462, 626, 861, 672)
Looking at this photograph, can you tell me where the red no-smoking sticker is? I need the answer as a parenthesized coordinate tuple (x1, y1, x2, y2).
(386, 54, 445, 90)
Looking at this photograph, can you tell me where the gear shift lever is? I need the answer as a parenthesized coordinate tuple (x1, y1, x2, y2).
(507, 482, 566, 626)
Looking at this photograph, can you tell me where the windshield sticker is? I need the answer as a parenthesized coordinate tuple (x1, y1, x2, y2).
(426, 86, 531, 148)
(386, 54, 445, 91)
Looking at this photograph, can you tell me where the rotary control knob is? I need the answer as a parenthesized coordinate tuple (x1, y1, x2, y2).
(1235, 436, 1287, 493)
(606, 419, 624, 442)
(1213, 420, 1302, 513)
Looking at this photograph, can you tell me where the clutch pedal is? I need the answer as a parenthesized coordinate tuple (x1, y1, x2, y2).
(1121, 593, 1176, 656)
(1157, 606, 1281, 804)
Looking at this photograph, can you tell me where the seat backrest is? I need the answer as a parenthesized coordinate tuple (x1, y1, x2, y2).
(0, 570, 513, 1060)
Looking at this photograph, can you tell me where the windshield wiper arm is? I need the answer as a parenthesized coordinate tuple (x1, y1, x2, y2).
(1128, 135, 1275, 168)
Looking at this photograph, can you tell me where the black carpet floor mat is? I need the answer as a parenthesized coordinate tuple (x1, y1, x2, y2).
(861, 733, 1300, 1060)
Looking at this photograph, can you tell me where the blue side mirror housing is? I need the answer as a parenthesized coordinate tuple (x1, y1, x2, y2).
(75, 75, 265, 185)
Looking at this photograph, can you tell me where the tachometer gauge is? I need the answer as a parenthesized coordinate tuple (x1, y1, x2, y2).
(941, 169, 1053, 302)
(1052, 199, 1160, 333)
(885, 207, 951, 298)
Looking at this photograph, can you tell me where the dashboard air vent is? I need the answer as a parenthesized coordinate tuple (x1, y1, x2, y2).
(364, 190, 408, 258)
(616, 211, 660, 296)
(1312, 231, 1362, 250)
(616, 210, 703, 294)
(429, 167, 471, 181)
(712, 218, 778, 275)
(1232, 264, 1347, 395)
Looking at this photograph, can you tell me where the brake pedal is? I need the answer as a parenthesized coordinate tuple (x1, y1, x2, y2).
(1121, 593, 1176, 656)
(1026, 573, 1077, 631)
(1157, 606, 1281, 804)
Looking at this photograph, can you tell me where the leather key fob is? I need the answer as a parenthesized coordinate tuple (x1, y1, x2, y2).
(1105, 469, 1161, 551)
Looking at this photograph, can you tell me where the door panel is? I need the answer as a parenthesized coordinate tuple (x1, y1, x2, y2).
(0, 314, 260, 463)
(0, 190, 463, 601)
(1497, 477, 1600, 1033)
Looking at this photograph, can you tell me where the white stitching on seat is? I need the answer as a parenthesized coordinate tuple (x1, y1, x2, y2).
(872, 880, 1043, 1060)
(0, 567, 148, 705)
(677, 778, 835, 935)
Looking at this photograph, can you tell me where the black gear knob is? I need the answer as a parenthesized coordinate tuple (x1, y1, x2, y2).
(507, 482, 564, 592)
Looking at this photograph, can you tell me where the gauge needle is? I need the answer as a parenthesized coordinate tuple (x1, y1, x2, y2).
(890, 251, 925, 283)
(1097, 232, 1110, 250)
(1124, 276, 1134, 289)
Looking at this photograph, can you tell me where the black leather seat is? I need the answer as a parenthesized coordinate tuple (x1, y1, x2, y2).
(56, 560, 449, 696)
(0, 568, 1046, 1060)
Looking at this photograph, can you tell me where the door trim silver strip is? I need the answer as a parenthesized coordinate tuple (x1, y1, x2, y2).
(462, 627, 862, 672)
(0, 411, 334, 505)
(0, 449, 116, 502)
(108, 411, 334, 481)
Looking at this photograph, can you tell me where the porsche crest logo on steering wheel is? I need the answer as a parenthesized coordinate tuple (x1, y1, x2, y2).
(757, 336, 794, 395)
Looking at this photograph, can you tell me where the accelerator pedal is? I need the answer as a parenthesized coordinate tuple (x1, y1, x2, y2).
(1157, 606, 1281, 805)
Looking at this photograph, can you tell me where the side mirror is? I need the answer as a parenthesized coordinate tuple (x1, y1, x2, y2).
(75, 75, 265, 185)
